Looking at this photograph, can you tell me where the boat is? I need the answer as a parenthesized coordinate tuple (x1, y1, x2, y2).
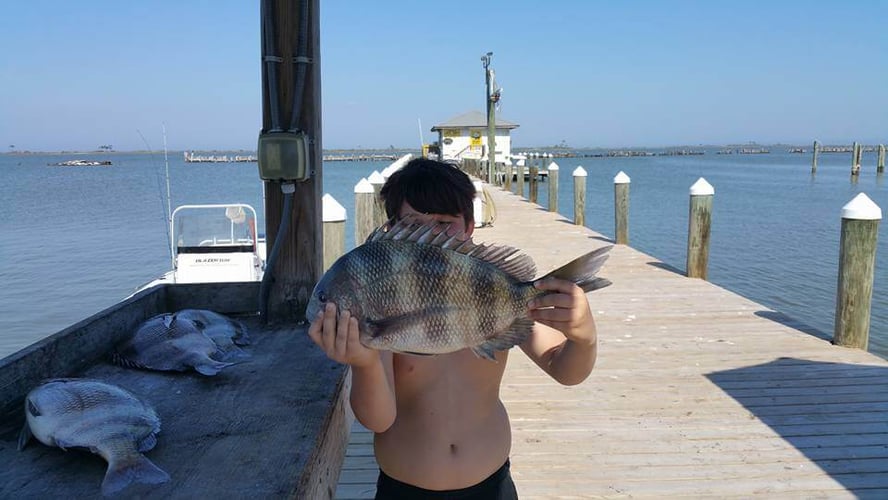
(136, 203, 266, 290)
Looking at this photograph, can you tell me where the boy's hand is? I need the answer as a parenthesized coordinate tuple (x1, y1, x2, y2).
(308, 303, 379, 368)
(527, 277, 597, 346)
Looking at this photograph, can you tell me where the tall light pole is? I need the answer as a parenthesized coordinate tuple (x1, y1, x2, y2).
(482, 52, 495, 183)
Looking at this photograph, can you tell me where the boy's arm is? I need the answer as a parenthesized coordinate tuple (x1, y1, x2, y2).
(308, 304, 397, 432)
(520, 278, 598, 386)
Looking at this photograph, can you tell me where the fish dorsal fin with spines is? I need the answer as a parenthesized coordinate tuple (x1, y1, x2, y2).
(367, 217, 537, 282)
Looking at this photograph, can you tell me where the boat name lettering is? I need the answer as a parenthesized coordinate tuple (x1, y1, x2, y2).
(195, 257, 231, 264)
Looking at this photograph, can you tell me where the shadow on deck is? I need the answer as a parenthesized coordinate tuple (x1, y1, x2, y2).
(707, 357, 888, 496)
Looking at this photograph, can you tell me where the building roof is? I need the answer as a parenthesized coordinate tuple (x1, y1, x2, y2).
(431, 110, 519, 131)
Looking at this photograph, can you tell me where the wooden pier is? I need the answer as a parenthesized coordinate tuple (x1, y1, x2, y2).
(336, 183, 888, 498)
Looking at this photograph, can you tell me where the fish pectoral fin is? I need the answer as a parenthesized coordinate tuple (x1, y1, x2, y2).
(17, 423, 32, 451)
(470, 318, 535, 361)
(138, 432, 158, 453)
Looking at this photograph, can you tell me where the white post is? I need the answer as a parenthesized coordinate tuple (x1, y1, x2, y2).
(687, 178, 714, 279)
(547, 161, 560, 212)
(573, 166, 587, 226)
(614, 171, 631, 245)
(354, 178, 375, 245)
(322, 194, 347, 271)
(834, 193, 882, 349)
(368, 170, 386, 228)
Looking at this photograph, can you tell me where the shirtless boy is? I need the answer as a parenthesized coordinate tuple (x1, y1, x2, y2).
(308, 158, 599, 499)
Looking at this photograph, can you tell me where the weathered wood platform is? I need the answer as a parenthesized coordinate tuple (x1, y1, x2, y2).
(0, 283, 350, 499)
(336, 184, 888, 498)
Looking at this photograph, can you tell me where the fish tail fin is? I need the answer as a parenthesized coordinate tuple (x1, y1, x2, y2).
(194, 358, 239, 376)
(213, 345, 252, 363)
(538, 246, 612, 292)
(102, 454, 170, 496)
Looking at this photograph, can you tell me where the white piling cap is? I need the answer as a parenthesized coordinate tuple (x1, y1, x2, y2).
(322, 193, 347, 222)
(841, 193, 882, 220)
(354, 178, 374, 193)
(573, 166, 587, 177)
(689, 177, 715, 196)
(614, 171, 631, 184)
(368, 170, 385, 185)
(517, 159, 526, 166)
(548, 161, 559, 171)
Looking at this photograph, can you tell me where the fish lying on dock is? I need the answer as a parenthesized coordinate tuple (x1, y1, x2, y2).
(17, 378, 169, 496)
(306, 218, 611, 360)
(112, 312, 243, 375)
(175, 308, 251, 348)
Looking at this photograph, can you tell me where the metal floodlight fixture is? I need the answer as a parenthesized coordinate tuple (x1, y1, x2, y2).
(482, 51, 493, 68)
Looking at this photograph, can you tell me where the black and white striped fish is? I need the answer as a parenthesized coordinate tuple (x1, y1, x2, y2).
(305, 218, 611, 360)
(112, 313, 239, 376)
(17, 378, 169, 496)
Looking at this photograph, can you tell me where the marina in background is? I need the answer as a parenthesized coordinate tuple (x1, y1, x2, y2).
(1, 145, 885, 361)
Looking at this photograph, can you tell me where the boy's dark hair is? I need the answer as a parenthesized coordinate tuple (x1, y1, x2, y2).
(380, 158, 476, 228)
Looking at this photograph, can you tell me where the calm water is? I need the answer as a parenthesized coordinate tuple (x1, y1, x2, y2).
(1, 150, 885, 360)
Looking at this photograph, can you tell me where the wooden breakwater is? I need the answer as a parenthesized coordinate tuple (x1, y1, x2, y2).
(330, 156, 887, 499)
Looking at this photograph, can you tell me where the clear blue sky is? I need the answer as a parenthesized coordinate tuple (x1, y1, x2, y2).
(2, 1, 886, 151)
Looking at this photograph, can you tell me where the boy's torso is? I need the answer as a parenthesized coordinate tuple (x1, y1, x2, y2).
(374, 348, 512, 490)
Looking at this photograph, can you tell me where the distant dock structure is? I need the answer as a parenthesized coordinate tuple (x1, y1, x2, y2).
(184, 151, 257, 163)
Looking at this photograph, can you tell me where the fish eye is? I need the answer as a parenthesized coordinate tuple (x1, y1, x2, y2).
(317, 291, 327, 303)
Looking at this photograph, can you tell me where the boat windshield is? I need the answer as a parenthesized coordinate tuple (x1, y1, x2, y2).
(171, 204, 258, 253)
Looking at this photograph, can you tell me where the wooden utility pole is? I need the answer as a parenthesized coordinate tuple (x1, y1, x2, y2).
(482, 52, 496, 184)
(260, 0, 322, 321)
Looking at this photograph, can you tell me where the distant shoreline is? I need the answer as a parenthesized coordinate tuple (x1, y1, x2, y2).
(1, 143, 858, 156)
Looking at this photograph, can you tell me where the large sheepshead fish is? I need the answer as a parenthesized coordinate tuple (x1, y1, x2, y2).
(306, 218, 611, 360)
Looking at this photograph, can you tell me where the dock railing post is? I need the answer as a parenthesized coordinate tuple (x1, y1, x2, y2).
(368, 170, 386, 228)
(547, 161, 559, 212)
(354, 178, 375, 245)
(614, 171, 630, 245)
(516, 159, 525, 198)
(811, 140, 819, 173)
(573, 166, 587, 226)
(322, 194, 346, 271)
(529, 162, 539, 204)
(504, 160, 512, 191)
(686, 178, 714, 279)
(834, 193, 881, 349)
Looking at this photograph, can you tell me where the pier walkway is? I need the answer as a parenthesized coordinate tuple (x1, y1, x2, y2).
(336, 184, 888, 498)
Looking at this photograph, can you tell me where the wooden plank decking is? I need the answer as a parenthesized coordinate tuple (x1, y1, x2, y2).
(336, 184, 888, 498)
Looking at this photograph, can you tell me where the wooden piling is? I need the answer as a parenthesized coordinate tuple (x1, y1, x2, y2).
(504, 160, 512, 191)
(686, 178, 714, 279)
(516, 161, 525, 198)
(260, 0, 323, 320)
(614, 171, 630, 245)
(811, 140, 819, 173)
(834, 193, 882, 349)
(529, 163, 539, 204)
(322, 194, 346, 271)
(547, 162, 559, 212)
(573, 166, 587, 226)
(354, 178, 375, 245)
(368, 170, 386, 228)
(851, 142, 861, 176)
(878, 144, 885, 174)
